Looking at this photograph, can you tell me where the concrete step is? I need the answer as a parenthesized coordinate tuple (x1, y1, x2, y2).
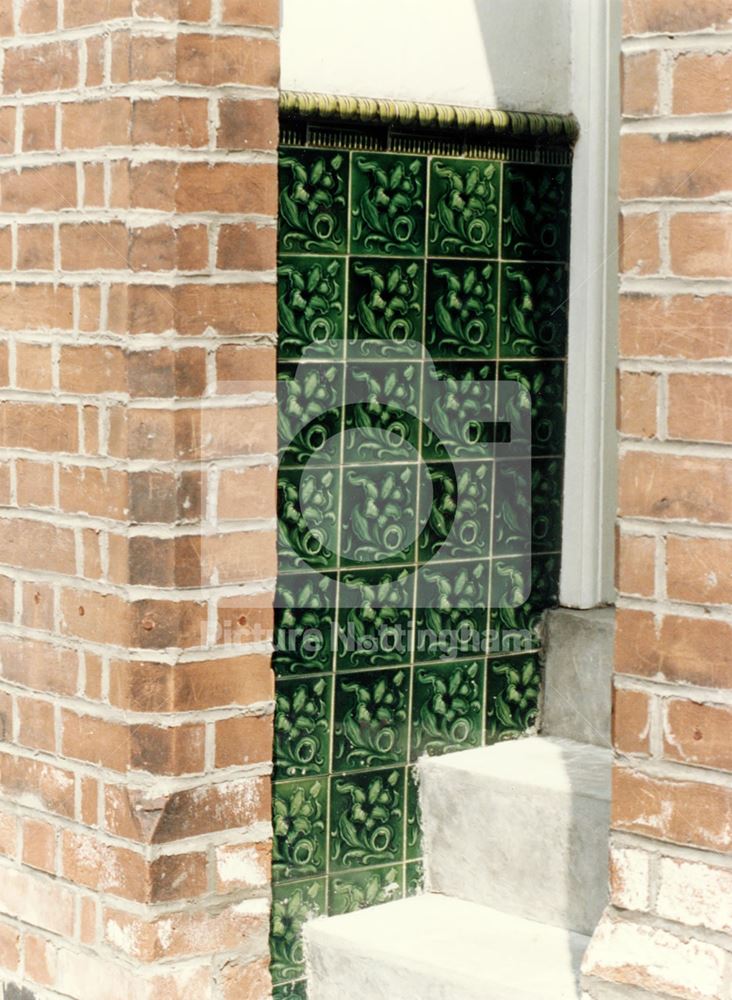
(305, 893, 589, 1000)
(418, 736, 612, 936)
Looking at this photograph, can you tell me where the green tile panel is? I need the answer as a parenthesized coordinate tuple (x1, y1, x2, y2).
(272, 135, 571, 993)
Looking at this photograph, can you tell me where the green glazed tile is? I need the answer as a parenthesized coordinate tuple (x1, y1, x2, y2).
(274, 572, 336, 676)
(490, 553, 561, 653)
(429, 159, 501, 258)
(278, 363, 343, 468)
(330, 767, 405, 872)
(487, 653, 541, 742)
(420, 460, 492, 563)
(422, 361, 497, 461)
(500, 263, 569, 358)
(425, 260, 498, 358)
(278, 256, 346, 360)
(270, 877, 326, 984)
(502, 164, 571, 262)
(415, 560, 490, 662)
(333, 667, 410, 771)
(273, 982, 308, 1000)
(340, 464, 424, 567)
(278, 466, 339, 572)
(344, 361, 421, 465)
(279, 148, 348, 254)
(337, 568, 414, 671)
(273, 777, 327, 881)
(350, 153, 427, 256)
(347, 257, 424, 355)
(406, 859, 424, 895)
(531, 458, 564, 553)
(328, 863, 404, 916)
(405, 766, 423, 861)
(274, 674, 332, 779)
(492, 460, 532, 556)
(498, 360, 566, 456)
(411, 658, 484, 758)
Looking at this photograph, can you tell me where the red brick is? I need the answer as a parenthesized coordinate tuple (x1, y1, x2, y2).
(663, 698, 732, 771)
(612, 766, 732, 852)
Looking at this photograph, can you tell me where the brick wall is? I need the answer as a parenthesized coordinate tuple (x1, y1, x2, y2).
(583, 3, 732, 998)
(0, 3, 279, 998)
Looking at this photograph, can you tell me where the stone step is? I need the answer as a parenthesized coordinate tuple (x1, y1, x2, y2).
(418, 736, 612, 936)
(543, 606, 615, 748)
(305, 893, 589, 1000)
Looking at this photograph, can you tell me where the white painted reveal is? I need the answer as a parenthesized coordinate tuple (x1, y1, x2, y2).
(281, 0, 572, 114)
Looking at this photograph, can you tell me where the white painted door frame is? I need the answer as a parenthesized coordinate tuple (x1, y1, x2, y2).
(561, 0, 620, 608)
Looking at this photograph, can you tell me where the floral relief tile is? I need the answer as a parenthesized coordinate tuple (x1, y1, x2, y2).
(487, 653, 541, 742)
(337, 568, 414, 671)
(406, 859, 424, 895)
(273, 981, 308, 1000)
(500, 262, 569, 359)
(493, 457, 564, 557)
(415, 560, 490, 662)
(429, 158, 501, 258)
(340, 463, 424, 568)
(274, 674, 332, 780)
(278, 362, 343, 469)
(270, 877, 327, 985)
(422, 360, 497, 461)
(411, 658, 484, 758)
(277, 256, 346, 361)
(347, 257, 424, 355)
(278, 466, 340, 573)
(274, 572, 336, 676)
(328, 863, 405, 916)
(333, 667, 410, 772)
(350, 152, 427, 256)
(329, 767, 406, 872)
(273, 777, 328, 882)
(502, 164, 571, 262)
(420, 460, 492, 564)
(425, 259, 498, 358)
(498, 360, 566, 456)
(279, 148, 349, 254)
(343, 360, 421, 465)
(405, 767, 423, 861)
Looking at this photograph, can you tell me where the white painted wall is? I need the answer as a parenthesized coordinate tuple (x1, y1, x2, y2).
(281, 0, 572, 114)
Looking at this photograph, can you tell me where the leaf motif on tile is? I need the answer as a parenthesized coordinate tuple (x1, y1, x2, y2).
(428, 262, 497, 357)
(279, 151, 347, 253)
(278, 257, 344, 358)
(270, 880, 325, 983)
(502, 166, 571, 261)
(275, 676, 330, 777)
(422, 363, 495, 459)
(331, 769, 403, 868)
(278, 363, 342, 467)
(430, 160, 499, 256)
(335, 669, 408, 769)
(329, 865, 403, 916)
(349, 259, 423, 348)
(488, 655, 541, 740)
(337, 569, 413, 670)
(341, 466, 419, 565)
(275, 574, 334, 676)
(278, 468, 339, 570)
(501, 263, 568, 358)
(413, 660, 482, 755)
(352, 156, 425, 255)
(273, 779, 327, 880)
